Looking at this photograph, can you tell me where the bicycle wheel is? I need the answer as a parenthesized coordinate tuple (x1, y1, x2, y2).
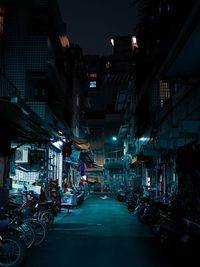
(0, 234, 27, 267)
(40, 211, 54, 229)
(8, 222, 35, 249)
(20, 222, 35, 248)
(23, 219, 46, 246)
(32, 212, 47, 229)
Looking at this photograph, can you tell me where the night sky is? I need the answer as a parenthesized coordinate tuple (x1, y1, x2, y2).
(58, 0, 139, 56)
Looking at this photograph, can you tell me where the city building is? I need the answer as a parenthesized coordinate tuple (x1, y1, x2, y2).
(83, 36, 134, 190)
(122, 0, 200, 202)
(0, 0, 88, 206)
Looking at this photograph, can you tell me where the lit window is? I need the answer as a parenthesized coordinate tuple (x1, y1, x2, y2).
(106, 62, 111, 69)
(110, 38, 114, 47)
(131, 36, 138, 50)
(160, 80, 170, 99)
(160, 80, 170, 108)
(90, 81, 96, 88)
(0, 6, 5, 36)
(89, 73, 97, 78)
(59, 35, 70, 48)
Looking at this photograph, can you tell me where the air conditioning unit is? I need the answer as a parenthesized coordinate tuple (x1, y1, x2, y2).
(15, 147, 29, 163)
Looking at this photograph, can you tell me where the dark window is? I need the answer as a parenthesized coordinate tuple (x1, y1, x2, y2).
(29, 16, 48, 36)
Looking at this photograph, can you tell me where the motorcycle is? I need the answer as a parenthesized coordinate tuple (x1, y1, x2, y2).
(152, 208, 200, 250)
(126, 192, 139, 214)
(116, 189, 128, 202)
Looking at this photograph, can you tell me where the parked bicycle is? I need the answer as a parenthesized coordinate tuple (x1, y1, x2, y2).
(0, 213, 27, 267)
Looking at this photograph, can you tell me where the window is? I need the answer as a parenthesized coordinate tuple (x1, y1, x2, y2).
(110, 38, 114, 47)
(34, 87, 47, 100)
(105, 61, 111, 69)
(89, 73, 97, 78)
(160, 80, 170, 99)
(131, 36, 138, 50)
(59, 35, 70, 48)
(90, 81, 96, 88)
(159, 80, 170, 108)
(0, 6, 5, 36)
(26, 71, 48, 101)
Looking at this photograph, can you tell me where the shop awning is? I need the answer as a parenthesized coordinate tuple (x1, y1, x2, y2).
(0, 97, 61, 142)
(62, 135, 93, 164)
(69, 136, 87, 145)
(130, 153, 152, 166)
(73, 142, 90, 151)
(63, 147, 80, 166)
(69, 135, 91, 151)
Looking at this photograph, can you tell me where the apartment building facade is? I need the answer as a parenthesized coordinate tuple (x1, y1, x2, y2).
(0, 0, 86, 206)
(123, 0, 200, 200)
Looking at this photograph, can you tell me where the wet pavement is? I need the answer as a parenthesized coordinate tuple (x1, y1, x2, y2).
(22, 193, 192, 267)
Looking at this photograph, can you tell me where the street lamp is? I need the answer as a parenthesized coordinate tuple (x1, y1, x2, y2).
(112, 136, 117, 141)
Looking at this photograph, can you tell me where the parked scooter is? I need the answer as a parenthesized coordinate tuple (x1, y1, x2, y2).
(75, 189, 84, 206)
(104, 184, 111, 192)
(126, 191, 140, 214)
(116, 187, 129, 202)
(135, 195, 154, 223)
(152, 209, 200, 250)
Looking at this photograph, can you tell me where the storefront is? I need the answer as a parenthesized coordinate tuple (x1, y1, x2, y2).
(9, 140, 63, 198)
(62, 135, 93, 190)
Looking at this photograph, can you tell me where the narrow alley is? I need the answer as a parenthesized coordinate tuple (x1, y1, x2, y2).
(22, 194, 189, 267)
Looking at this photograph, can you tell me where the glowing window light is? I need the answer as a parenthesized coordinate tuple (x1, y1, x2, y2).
(90, 81, 96, 88)
(59, 35, 70, 48)
(131, 36, 138, 49)
(0, 6, 5, 36)
(106, 61, 111, 69)
(90, 73, 97, 78)
(110, 38, 114, 47)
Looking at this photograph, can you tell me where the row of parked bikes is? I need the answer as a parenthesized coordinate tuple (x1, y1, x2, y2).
(0, 186, 66, 267)
(117, 187, 200, 253)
